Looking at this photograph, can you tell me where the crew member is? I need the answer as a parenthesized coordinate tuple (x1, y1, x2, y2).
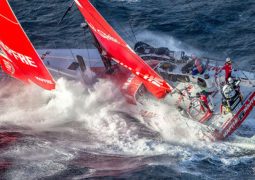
(192, 65, 199, 75)
(191, 56, 203, 75)
(200, 89, 214, 113)
(221, 57, 233, 82)
(228, 77, 240, 94)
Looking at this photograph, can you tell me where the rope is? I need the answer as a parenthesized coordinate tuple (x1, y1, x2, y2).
(83, 27, 94, 80)
(188, 98, 202, 119)
(233, 61, 253, 86)
(127, 15, 137, 43)
(121, 1, 137, 44)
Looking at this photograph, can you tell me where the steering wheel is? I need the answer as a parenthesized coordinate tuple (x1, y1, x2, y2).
(215, 69, 225, 88)
(188, 98, 202, 119)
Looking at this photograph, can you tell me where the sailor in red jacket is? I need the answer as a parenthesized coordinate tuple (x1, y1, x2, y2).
(200, 89, 214, 113)
(221, 57, 233, 82)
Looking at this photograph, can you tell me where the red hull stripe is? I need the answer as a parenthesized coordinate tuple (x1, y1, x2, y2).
(218, 92, 255, 140)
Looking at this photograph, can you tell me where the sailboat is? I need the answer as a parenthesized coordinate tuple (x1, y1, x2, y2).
(1, 0, 255, 141)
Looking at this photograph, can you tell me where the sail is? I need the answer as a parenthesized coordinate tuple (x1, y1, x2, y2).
(74, 0, 172, 98)
(0, 0, 55, 90)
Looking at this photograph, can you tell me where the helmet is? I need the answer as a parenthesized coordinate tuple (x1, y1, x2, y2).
(226, 57, 231, 63)
(222, 84, 235, 99)
(222, 85, 228, 93)
(228, 77, 234, 84)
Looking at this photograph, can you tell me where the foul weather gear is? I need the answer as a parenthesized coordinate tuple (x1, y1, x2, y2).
(200, 90, 214, 113)
(222, 62, 233, 82)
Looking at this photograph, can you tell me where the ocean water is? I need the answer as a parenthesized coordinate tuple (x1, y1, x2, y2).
(1, 0, 255, 179)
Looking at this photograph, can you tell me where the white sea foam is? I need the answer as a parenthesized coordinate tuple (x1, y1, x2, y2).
(0, 75, 251, 151)
(136, 30, 203, 56)
(0, 77, 201, 155)
(0, 78, 125, 129)
(1, 74, 255, 179)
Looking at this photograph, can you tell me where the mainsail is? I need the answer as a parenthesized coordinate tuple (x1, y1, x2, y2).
(0, 0, 55, 90)
(74, 0, 172, 98)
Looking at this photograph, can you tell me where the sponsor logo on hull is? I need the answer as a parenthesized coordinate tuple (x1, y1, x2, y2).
(221, 92, 255, 139)
(88, 23, 120, 45)
(223, 117, 239, 138)
(0, 41, 37, 67)
(35, 76, 54, 85)
(86, 24, 165, 89)
(2, 59, 15, 74)
(243, 96, 255, 113)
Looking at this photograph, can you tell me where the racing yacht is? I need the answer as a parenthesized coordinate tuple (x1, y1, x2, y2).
(1, 0, 255, 141)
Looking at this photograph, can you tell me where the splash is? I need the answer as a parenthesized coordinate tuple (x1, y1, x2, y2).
(136, 30, 203, 56)
(0, 78, 125, 129)
(0, 76, 255, 159)
(0, 77, 204, 155)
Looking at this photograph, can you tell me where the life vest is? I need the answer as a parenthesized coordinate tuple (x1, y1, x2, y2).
(200, 94, 208, 104)
(222, 63, 232, 76)
(195, 58, 203, 73)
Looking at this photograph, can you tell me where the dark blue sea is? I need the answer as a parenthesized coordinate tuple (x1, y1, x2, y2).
(1, 0, 255, 179)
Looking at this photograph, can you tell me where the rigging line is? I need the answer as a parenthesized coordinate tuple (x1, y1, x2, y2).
(233, 61, 253, 85)
(83, 27, 93, 79)
(120, 1, 137, 44)
(128, 19, 137, 43)
(83, 2, 161, 77)
(83, 0, 96, 78)
(53, 0, 62, 49)
(78, 1, 170, 89)
(186, 0, 200, 19)
(68, 7, 88, 84)
(104, 1, 135, 45)
(51, 0, 75, 79)
(57, 1, 75, 25)
(105, 0, 133, 43)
